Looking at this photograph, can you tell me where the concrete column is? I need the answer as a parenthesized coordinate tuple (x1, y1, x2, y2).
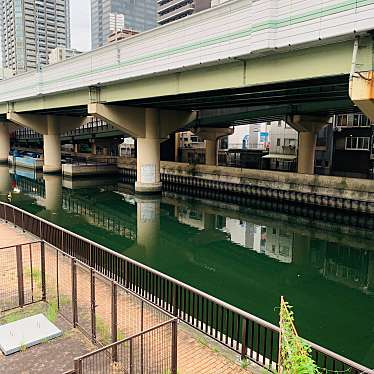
(135, 108, 162, 194)
(44, 174, 62, 212)
(0, 123, 10, 164)
(192, 127, 234, 166)
(43, 134, 61, 174)
(286, 115, 329, 175)
(73, 143, 79, 153)
(205, 139, 217, 166)
(91, 142, 97, 155)
(298, 131, 317, 174)
(136, 196, 160, 253)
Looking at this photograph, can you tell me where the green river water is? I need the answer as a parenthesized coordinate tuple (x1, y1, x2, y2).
(0, 166, 373, 367)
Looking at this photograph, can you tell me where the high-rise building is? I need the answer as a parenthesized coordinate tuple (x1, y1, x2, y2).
(0, 0, 71, 74)
(157, 0, 211, 26)
(91, 0, 157, 49)
(48, 47, 82, 65)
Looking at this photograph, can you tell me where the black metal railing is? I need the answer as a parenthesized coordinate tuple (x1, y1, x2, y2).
(0, 202, 372, 374)
(73, 319, 178, 374)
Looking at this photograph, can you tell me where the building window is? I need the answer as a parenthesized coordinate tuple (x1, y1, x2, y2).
(345, 137, 370, 150)
(276, 138, 281, 146)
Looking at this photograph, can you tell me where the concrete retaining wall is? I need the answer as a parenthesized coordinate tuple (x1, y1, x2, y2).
(118, 159, 374, 214)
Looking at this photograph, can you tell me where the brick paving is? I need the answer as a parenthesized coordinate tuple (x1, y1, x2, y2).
(0, 221, 256, 374)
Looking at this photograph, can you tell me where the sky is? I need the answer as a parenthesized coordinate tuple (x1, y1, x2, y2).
(70, 0, 92, 51)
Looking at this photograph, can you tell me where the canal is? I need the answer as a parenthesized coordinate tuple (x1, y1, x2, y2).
(1, 165, 373, 367)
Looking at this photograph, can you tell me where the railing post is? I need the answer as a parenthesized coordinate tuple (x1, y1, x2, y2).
(91, 269, 96, 342)
(141, 300, 144, 374)
(41, 241, 46, 301)
(21, 211, 25, 232)
(241, 318, 248, 359)
(171, 319, 178, 374)
(173, 284, 178, 317)
(71, 259, 78, 327)
(74, 358, 82, 374)
(16, 245, 24, 308)
(111, 282, 118, 362)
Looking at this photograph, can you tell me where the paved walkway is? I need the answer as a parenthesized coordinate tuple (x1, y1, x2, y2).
(0, 221, 256, 374)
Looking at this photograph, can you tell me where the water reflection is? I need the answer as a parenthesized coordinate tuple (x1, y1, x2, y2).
(0, 165, 11, 198)
(3, 167, 374, 366)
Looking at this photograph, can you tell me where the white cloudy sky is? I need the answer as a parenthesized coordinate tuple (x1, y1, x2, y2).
(70, 0, 91, 51)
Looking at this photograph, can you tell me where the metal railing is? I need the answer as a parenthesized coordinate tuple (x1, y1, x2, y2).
(74, 319, 178, 374)
(0, 241, 45, 313)
(0, 202, 372, 374)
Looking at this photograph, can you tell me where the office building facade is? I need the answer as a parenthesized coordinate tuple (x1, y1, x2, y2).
(0, 0, 71, 74)
(91, 0, 157, 49)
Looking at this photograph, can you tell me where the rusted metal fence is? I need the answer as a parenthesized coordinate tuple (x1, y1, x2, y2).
(0, 241, 45, 313)
(1, 202, 372, 374)
(73, 319, 178, 374)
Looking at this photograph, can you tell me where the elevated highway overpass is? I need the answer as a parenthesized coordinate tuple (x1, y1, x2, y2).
(1, 0, 374, 191)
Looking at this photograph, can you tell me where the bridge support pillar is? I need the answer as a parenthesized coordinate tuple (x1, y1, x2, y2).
(286, 115, 329, 175)
(193, 127, 234, 165)
(6, 112, 86, 174)
(0, 123, 10, 164)
(88, 103, 196, 193)
(350, 71, 374, 122)
(43, 134, 62, 173)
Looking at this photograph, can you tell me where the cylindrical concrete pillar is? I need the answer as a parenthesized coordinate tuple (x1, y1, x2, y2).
(0, 124, 10, 164)
(205, 139, 217, 166)
(135, 108, 162, 194)
(43, 134, 61, 174)
(44, 174, 62, 212)
(298, 131, 317, 174)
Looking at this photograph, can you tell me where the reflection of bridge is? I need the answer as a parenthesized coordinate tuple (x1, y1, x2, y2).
(13, 175, 137, 241)
(1, 0, 374, 192)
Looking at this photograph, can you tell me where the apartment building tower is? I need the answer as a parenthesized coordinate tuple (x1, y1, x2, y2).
(157, 0, 211, 25)
(0, 0, 71, 74)
(91, 0, 157, 49)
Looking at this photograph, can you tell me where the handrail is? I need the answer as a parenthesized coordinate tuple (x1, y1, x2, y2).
(1, 201, 372, 373)
(75, 318, 178, 360)
(0, 240, 42, 250)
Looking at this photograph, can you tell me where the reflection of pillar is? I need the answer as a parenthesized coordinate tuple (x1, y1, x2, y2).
(0, 165, 10, 195)
(286, 115, 329, 175)
(193, 127, 234, 166)
(368, 252, 374, 293)
(43, 134, 61, 173)
(203, 212, 216, 230)
(91, 142, 97, 155)
(292, 234, 312, 266)
(74, 143, 79, 153)
(136, 109, 162, 193)
(44, 174, 62, 212)
(136, 197, 160, 252)
(0, 123, 10, 163)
